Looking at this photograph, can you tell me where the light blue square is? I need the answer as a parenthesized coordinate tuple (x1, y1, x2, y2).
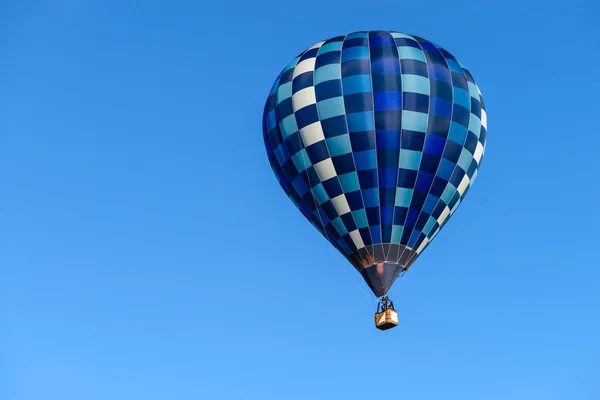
(401, 74, 430, 95)
(402, 110, 428, 132)
(319, 41, 343, 54)
(276, 81, 292, 102)
(312, 183, 329, 205)
(342, 46, 370, 62)
(468, 114, 481, 138)
(338, 172, 360, 193)
(279, 115, 298, 139)
(397, 46, 426, 63)
(391, 225, 404, 242)
(395, 187, 413, 207)
(468, 81, 479, 98)
(352, 209, 369, 228)
(457, 148, 473, 172)
(441, 184, 456, 204)
(399, 149, 422, 170)
(446, 59, 463, 74)
(314, 64, 342, 85)
(291, 148, 310, 172)
(331, 217, 348, 236)
(317, 96, 346, 120)
(327, 135, 353, 157)
(423, 216, 436, 235)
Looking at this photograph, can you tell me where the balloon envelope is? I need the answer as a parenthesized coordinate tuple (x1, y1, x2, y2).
(263, 31, 487, 297)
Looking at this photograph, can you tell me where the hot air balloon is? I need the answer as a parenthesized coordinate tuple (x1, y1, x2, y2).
(262, 31, 487, 330)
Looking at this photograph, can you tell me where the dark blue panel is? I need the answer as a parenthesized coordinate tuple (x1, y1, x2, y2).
(376, 130, 401, 148)
(344, 37, 369, 48)
(315, 50, 342, 68)
(344, 93, 374, 113)
(423, 134, 446, 156)
(346, 191, 364, 211)
(443, 140, 463, 162)
(397, 169, 417, 188)
(331, 153, 356, 174)
(306, 140, 330, 164)
(377, 148, 401, 168)
(292, 72, 314, 93)
(349, 131, 376, 151)
(379, 168, 398, 187)
(295, 104, 320, 129)
(321, 115, 348, 138)
(415, 171, 434, 192)
(372, 74, 402, 91)
(374, 92, 402, 110)
(401, 130, 426, 150)
(341, 59, 371, 76)
(400, 59, 428, 77)
(371, 58, 400, 74)
(375, 110, 402, 130)
(403, 92, 429, 113)
(315, 79, 343, 101)
(357, 169, 378, 188)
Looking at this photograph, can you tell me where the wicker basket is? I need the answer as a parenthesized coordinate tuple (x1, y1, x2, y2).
(375, 309, 398, 330)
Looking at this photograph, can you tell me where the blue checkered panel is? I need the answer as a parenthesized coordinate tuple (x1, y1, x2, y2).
(263, 31, 487, 297)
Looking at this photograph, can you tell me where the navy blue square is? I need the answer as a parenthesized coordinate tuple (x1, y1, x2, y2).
(344, 93, 373, 114)
(359, 227, 372, 246)
(470, 97, 482, 118)
(429, 176, 448, 197)
(284, 132, 303, 155)
(321, 115, 348, 138)
(397, 169, 417, 188)
(449, 167, 465, 187)
(295, 104, 319, 129)
(350, 131, 376, 151)
(306, 140, 329, 164)
(400, 60, 428, 77)
(280, 68, 294, 84)
(366, 207, 380, 225)
(370, 43, 397, 58)
(375, 110, 402, 130)
(466, 160, 478, 178)
(379, 186, 396, 204)
(357, 169, 378, 188)
(443, 140, 462, 163)
(403, 93, 429, 113)
(401, 130, 426, 150)
(321, 177, 344, 198)
(410, 190, 427, 209)
(321, 200, 338, 221)
(341, 59, 371, 77)
(427, 115, 450, 137)
(430, 81, 453, 101)
(315, 79, 343, 101)
(343, 37, 369, 48)
(415, 213, 430, 231)
(331, 153, 356, 175)
(292, 72, 314, 93)
(315, 50, 341, 68)
(451, 72, 468, 91)
(419, 153, 441, 174)
(377, 148, 400, 168)
(372, 74, 402, 92)
(406, 208, 419, 227)
(464, 131, 479, 153)
(276, 97, 294, 119)
(431, 201, 446, 219)
(346, 190, 364, 211)
(451, 105, 470, 128)
(393, 206, 408, 225)
(394, 38, 420, 48)
(447, 191, 460, 210)
(300, 48, 319, 61)
(341, 212, 358, 231)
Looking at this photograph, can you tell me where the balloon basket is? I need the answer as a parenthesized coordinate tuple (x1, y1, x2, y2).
(375, 296, 398, 331)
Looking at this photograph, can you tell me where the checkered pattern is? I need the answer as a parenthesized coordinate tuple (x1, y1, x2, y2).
(263, 31, 487, 295)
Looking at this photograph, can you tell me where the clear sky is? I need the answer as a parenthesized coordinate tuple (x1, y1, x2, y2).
(1, 1, 599, 399)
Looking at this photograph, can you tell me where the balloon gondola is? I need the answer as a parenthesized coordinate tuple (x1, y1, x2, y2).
(262, 31, 487, 330)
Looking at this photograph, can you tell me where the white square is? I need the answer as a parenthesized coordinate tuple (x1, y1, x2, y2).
(457, 174, 470, 195)
(293, 58, 316, 79)
(474, 141, 484, 164)
(292, 87, 316, 111)
(437, 206, 450, 226)
(481, 109, 487, 130)
(309, 41, 325, 50)
(299, 121, 325, 147)
(349, 230, 365, 249)
(416, 237, 429, 254)
(330, 194, 351, 215)
(313, 158, 337, 182)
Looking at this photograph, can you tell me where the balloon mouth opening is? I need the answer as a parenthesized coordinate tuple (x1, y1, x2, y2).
(360, 262, 407, 298)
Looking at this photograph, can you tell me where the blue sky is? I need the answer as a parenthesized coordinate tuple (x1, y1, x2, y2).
(1, 1, 599, 399)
